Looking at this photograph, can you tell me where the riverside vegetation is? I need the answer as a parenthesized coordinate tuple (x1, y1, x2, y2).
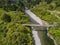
(0, 0, 34, 45)
(31, 0, 60, 45)
(0, 0, 60, 45)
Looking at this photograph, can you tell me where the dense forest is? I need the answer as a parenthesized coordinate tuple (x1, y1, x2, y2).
(0, 0, 60, 45)
(0, 0, 33, 45)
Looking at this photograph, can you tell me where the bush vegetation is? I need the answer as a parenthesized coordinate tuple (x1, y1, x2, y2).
(31, 1, 60, 45)
(0, 7, 33, 45)
(0, 0, 60, 45)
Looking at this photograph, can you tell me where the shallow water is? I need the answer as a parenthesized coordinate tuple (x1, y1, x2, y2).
(38, 30, 55, 45)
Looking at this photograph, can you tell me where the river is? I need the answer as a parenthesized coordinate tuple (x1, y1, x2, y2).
(38, 30, 54, 45)
(25, 8, 55, 45)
